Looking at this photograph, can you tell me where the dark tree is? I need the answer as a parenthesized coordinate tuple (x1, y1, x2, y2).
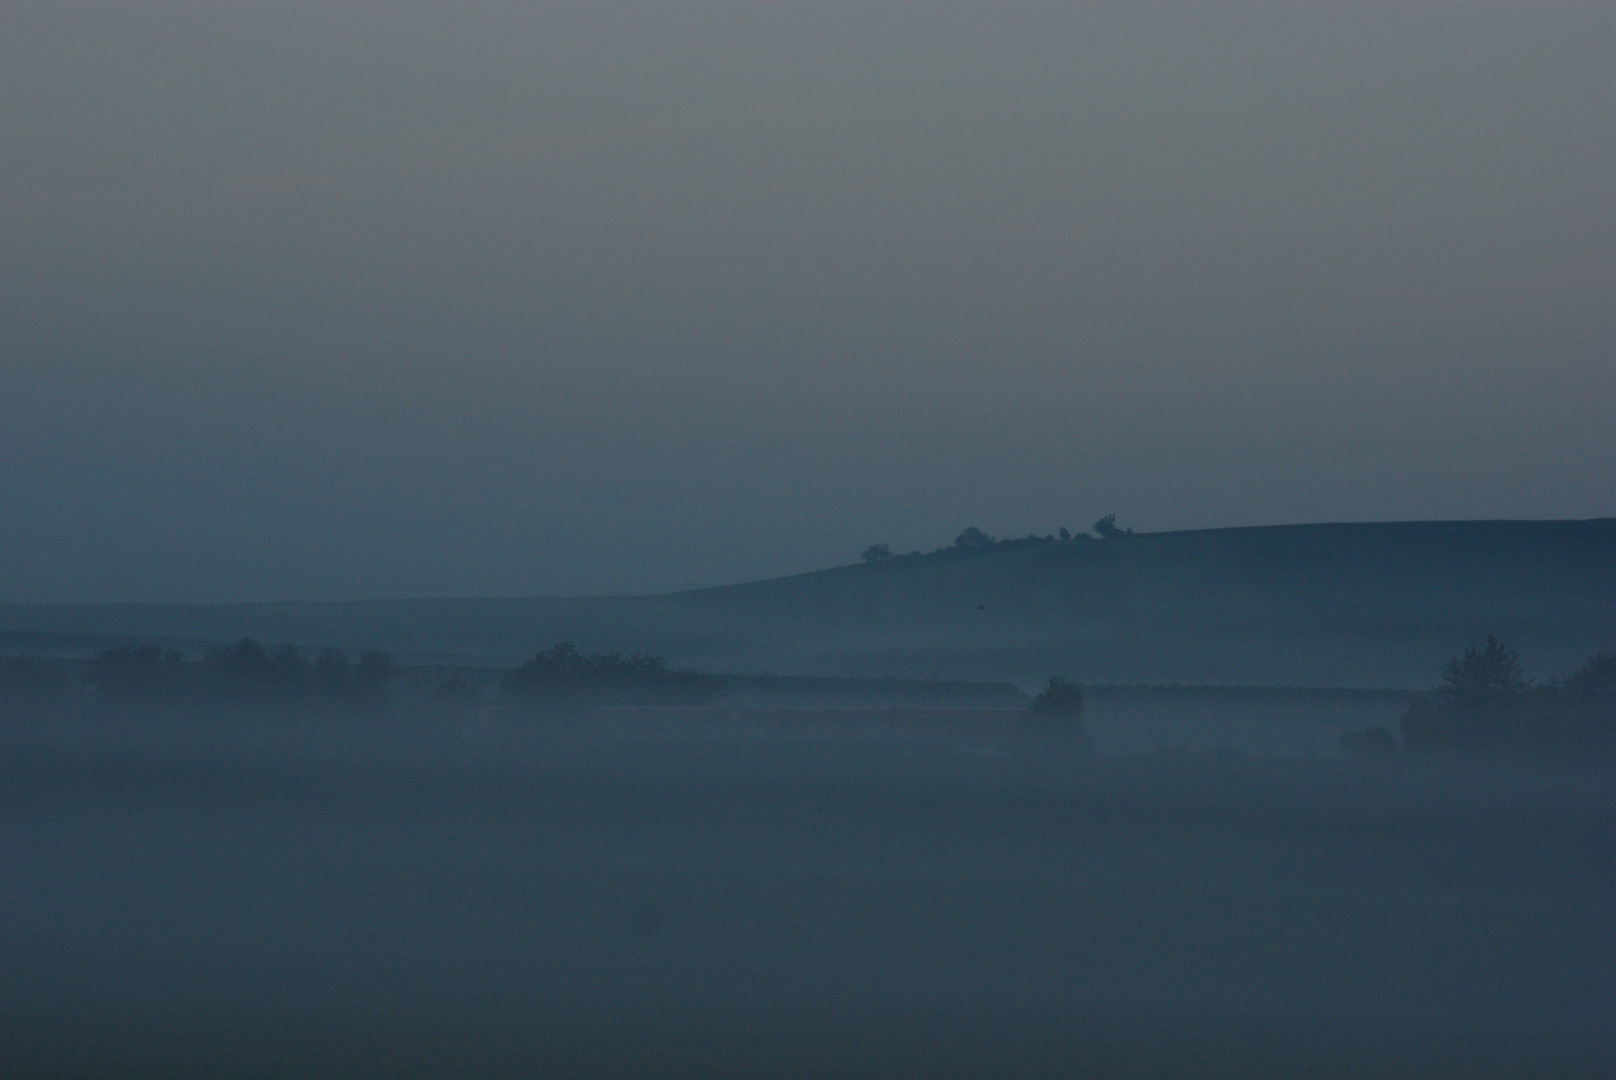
(505, 642, 715, 708)
(1059, 527, 1071, 542)
(953, 527, 995, 552)
(1027, 676, 1091, 753)
(1093, 515, 1123, 538)
(1555, 652, 1616, 753)
(1436, 635, 1528, 713)
(1397, 637, 1611, 754)
(1029, 676, 1084, 718)
(861, 543, 893, 564)
(204, 638, 271, 698)
(1562, 651, 1615, 701)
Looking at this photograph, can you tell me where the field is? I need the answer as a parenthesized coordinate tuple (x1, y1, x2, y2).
(2, 719, 1610, 1079)
(3, 519, 1611, 687)
(3, 517, 1611, 1076)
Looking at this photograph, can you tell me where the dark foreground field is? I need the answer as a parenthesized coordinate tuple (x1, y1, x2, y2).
(2, 722, 1611, 1079)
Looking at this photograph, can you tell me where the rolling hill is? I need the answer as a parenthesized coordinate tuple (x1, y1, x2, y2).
(3, 519, 1611, 688)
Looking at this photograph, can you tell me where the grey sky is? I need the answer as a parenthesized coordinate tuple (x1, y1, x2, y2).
(2, 2, 1611, 602)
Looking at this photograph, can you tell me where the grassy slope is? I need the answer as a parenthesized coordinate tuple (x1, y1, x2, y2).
(2, 520, 1611, 687)
(667, 519, 1614, 684)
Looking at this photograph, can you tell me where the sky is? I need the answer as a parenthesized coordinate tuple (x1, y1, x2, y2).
(1, 2, 1611, 603)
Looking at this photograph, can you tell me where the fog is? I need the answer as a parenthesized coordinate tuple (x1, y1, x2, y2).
(1, 673, 1610, 1079)
(2, 2, 1612, 602)
(4, 4, 1613, 1075)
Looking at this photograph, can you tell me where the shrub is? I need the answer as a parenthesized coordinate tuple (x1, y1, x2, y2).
(504, 642, 716, 709)
(953, 527, 996, 552)
(1027, 676, 1092, 754)
(1400, 640, 1613, 756)
(861, 543, 893, 565)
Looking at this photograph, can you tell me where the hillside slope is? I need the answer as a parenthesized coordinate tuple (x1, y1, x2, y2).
(3, 520, 1611, 687)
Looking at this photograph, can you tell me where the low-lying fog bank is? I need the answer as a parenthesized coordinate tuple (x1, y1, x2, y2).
(2, 717, 1610, 1079)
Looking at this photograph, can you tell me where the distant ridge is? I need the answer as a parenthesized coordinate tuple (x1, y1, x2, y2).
(3, 519, 1611, 688)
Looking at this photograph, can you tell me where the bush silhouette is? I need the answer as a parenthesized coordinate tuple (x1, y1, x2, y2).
(505, 642, 715, 709)
(1027, 676, 1092, 754)
(1399, 639, 1612, 755)
(953, 527, 995, 552)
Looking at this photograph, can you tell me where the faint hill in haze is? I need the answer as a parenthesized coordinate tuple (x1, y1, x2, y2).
(3, 520, 1611, 688)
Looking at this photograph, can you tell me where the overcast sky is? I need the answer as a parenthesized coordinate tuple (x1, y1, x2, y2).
(2, 2, 1611, 602)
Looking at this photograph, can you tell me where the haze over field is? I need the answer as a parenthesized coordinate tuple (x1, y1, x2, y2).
(4, 519, 1614, 686)
(2, 2, 1611, 603)
(3, 6, 1613, 1078)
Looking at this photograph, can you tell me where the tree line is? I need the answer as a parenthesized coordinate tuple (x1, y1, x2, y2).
(502, 641, 717, 708)
(861, 517, 1132, 566)
(2, 638, 717, 722)
(1341, 638, 1614, 758)
(1, 639, 398, 721)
